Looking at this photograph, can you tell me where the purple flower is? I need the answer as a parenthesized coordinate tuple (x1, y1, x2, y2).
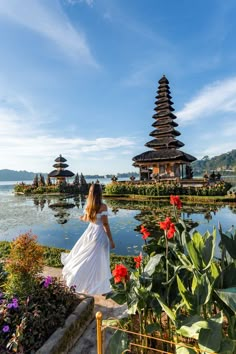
(43, 275, 52, 288)
(2, 325, 10, 333)
(12, 298, 18, 308)
(7, 298, 19, 309)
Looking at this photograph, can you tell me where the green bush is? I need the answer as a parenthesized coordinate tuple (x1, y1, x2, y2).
(105, 181, 232, 197)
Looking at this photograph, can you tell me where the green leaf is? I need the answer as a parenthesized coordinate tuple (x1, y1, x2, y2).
(192, 273, 212, 306)
(176, 315, 208, 340)
(177, 275, 195, 311)
(185, 231, 203, 270)
(144, 254, 163, 276)
(176, 343, 197, 354)
(145, 322, 161, 334)
(108, 330, 129, 354)
(202, 229, 216, 269)
(220, 263, 236, 288)
(208, 261, 220, 284)
(215, 288, 236, 313)
(154, 293, 176, 323)
(220, 232, 236, 259)
(184, 230, 216, 271)
(106, 291, 127, 305)
(218, 338, 236, 354)
(198, 313, 223, 353)
(102, 318, 127, 327)
(176, 250, 193, 271)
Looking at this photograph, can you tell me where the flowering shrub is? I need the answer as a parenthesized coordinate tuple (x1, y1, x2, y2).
(0, 232, 80, 353)
(107, 195, 236, 353)
(0, 276, 78, 353)
(4, 232, 44, 298)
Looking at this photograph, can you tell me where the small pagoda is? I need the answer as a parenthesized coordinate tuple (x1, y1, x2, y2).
(133, 75, 196, 181)
(48, 154, 74, 184)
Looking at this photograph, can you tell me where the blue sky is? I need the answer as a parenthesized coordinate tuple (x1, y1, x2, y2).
(0, 0, 236, 175)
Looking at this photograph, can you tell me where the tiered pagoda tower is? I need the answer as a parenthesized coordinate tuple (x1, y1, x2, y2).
(133, 75, 196, 181)
(48, 154, 74, 183)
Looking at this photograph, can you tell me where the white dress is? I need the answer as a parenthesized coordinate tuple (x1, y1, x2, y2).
(61, 211, 112, 295)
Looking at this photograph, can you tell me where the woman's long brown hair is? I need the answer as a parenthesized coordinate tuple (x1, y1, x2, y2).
(85, 183, 102, 222)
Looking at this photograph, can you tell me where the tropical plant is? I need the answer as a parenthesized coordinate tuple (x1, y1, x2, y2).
(106, 195, 236, 353)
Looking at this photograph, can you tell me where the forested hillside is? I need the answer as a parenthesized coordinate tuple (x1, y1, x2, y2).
(1, 151, 236, 181)
(0, 169, 36, 181)
(192, 149, 236, 175)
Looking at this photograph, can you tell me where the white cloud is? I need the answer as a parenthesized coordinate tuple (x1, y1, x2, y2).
(66, 0, 94, 6)
(0, 0, 98, 67)
(0, 94, 135, 172)
(177, 77, 236, 124)
(200, 142, 236, 159)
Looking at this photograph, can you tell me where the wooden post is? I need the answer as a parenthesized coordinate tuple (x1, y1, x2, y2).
(96, 311, 103, 354)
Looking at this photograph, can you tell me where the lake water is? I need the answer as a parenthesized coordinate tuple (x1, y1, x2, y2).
(0, 180, 236, 256)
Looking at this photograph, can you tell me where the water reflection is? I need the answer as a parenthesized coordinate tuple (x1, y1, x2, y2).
(1, 188, 236, 255)
(105, 198, 236, 248)
(31, 195, 89, 224)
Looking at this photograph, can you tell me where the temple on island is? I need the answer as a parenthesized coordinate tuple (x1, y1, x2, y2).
(132, 75, 196, 181)
(48, 154, 74, 183)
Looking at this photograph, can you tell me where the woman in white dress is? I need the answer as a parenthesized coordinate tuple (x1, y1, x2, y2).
(61, 183, 115, 295)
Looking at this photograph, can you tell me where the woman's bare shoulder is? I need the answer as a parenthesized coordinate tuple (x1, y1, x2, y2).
(99, 203, 107, 213)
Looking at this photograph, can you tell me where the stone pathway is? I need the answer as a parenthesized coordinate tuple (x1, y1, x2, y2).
(43, 267, 127, 354)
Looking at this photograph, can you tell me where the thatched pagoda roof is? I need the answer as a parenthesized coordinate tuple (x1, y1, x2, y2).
(53, 163, 69, 169)
(55, 154, 67, 163)
(48, 154, 74, 178)
(149, 128, 181, 137)
(133, 150, 196, 165)
(145, 138, 184, 149)
(48, 170, 74, 178)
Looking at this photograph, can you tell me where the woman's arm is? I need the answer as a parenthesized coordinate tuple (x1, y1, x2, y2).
(101, 213, 115, 249)
(79, 212, 88, 222)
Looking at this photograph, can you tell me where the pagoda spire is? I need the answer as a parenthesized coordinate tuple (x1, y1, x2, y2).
(48, 154, 74, 183)
(132, 75, 196, 181)
(146, 75, 183, 150)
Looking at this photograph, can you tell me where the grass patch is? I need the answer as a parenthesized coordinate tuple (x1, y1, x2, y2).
(0, 241, 135, 269)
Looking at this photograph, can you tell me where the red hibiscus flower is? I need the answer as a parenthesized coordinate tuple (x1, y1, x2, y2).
(159, 217, 176, 239)
(134, 253, 142, 268)
(140, 225, 150, 240)
(112, 264, 128, 284)
(170, 195, 182, 209)
(159, 217, 171, 230)
(167, 223, 176, 239)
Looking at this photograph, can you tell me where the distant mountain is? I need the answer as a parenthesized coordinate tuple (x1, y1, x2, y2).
(0, 169, 139, 181)
(1, 154, 235, 182)
(0, 169, 38, 181)
(192, 149, 236, 175)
